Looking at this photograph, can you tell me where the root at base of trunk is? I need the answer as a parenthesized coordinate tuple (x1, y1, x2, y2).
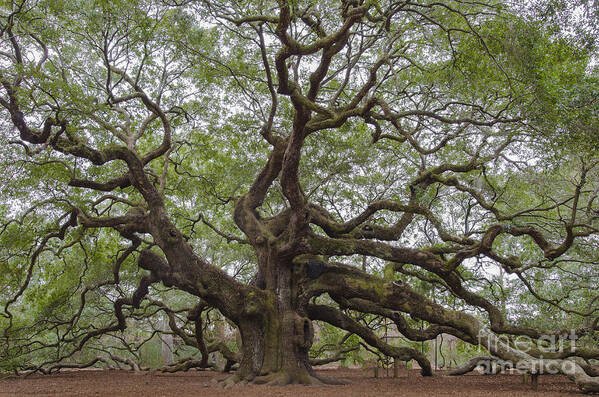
(214, 370, 348, 388)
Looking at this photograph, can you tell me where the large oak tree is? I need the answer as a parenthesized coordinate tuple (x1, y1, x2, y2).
(1, 0, 599, 391)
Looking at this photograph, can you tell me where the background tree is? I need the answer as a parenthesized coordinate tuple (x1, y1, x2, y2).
(1, 0, 599, 391)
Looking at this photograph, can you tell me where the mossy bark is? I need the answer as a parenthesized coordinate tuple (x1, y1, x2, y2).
(233, 311, 317, 385)
(229, 254, 322, 385)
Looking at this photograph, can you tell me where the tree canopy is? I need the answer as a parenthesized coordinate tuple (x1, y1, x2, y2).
(1, 0, 599, 391)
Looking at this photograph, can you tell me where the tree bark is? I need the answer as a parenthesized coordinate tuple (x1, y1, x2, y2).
(160, 316, 174, 365)
(224, 253, 331, 386)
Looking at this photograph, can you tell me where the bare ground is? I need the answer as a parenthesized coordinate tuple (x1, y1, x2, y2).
(0, 368, 584, 396)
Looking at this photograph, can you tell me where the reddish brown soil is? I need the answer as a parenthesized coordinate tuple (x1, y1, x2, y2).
(0, 368, 583, 396)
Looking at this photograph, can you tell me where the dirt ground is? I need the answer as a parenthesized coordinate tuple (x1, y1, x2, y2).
(0, 368, 584, 396)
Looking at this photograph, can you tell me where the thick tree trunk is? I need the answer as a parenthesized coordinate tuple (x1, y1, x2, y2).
(220, 253, 337, 386)
(234, 310, 316, 385)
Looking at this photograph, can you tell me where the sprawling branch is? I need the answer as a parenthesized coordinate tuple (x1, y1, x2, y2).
(307, 304, 433, 375)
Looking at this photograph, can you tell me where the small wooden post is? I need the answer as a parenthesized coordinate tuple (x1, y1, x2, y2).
(523, 372, 529, 384)
(374, 364, 379, 378)
(531, 373, 539, 390)
(393, 359, 399, 378)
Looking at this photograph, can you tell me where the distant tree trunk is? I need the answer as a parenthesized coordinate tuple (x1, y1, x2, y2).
(429, 337, 437, 370)
(161, 315, 174, 365)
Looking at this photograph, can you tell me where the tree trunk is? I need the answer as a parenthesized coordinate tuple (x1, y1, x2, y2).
(160, 315, 174, 365)
(234, 310, 316, 385)
(221, 253, 336, 386)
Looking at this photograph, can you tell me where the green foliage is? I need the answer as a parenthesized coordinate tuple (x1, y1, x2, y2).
(0, 0, 598, 377)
